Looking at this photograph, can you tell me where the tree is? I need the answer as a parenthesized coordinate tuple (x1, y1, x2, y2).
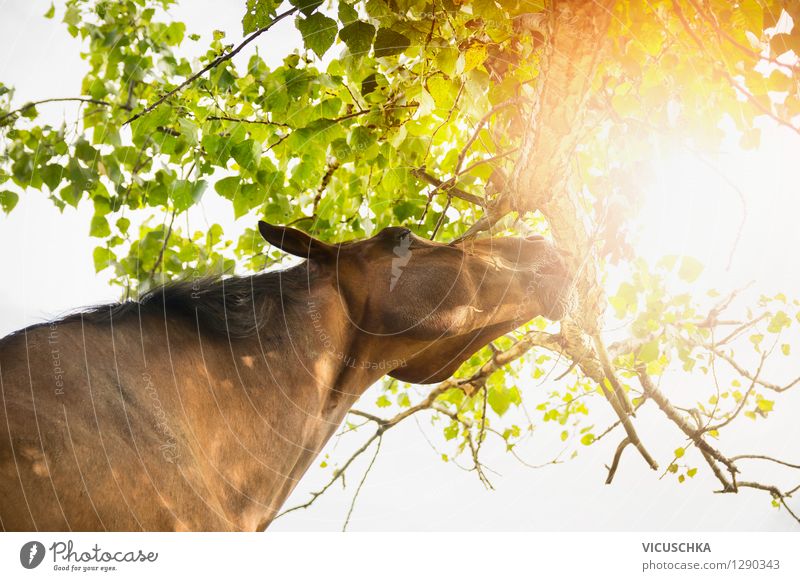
(1, 0, 799, 527)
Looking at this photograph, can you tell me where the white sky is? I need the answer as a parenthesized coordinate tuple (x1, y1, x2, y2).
(1, 0, 799, 531)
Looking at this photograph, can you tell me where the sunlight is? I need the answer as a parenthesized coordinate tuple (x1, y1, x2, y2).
(634, 119, 800, 292)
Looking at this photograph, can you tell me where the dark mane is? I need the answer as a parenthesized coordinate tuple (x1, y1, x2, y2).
(4, 264, 312, 341)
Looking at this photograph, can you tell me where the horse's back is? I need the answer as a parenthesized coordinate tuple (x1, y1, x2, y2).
(0, 318, 225, 531)
(0, 310, 333, 531)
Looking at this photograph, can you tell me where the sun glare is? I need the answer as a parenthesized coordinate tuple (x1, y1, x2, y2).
(634, 119, 800, 292)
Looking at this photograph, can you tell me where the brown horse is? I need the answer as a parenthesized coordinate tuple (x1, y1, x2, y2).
(0, 222, 568, 531)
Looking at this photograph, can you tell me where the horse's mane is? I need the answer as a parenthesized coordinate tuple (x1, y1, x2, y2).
(4, 264, 312, 341)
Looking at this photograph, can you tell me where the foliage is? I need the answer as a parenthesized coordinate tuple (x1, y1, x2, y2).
(2, 0, 800, 525)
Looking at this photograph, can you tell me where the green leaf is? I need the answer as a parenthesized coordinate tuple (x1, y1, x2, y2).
(580, 433, 595, 446)
(231, 139, 261, 172)
(674, 447, 685, 458)
(427, 74, 458, 110)
(361, 73, 379, 96)
(464, 44, 487, 71)
(164, 22, 186, 46)
(678, 256, 703, 283)
(349, 126, 375, 153)
(374, 28, 410, 58)
(609, 281, 638, 318)
(767, 311, 791, 333)
(290, 0, 323, 17)
(376, 394, 391, 408)
(39, 164, 64, 191)
(116, 217, 130, 235)
(232, 183, 265, 218)
(90, 215, 111, 238)
(92, 246, 115, 273)
(75, 139, 98, 163)
(242, 0, 280, 34)
(637, 339, 660, 363)
(339, 21, 375, 56)
(757, 398, 774, 413)
(296, 13, 338, 59)
(215, 176, 241, 199)
(487, 384, 521, 417)
(170, 179, 207, 212)
(338, 2, 358, 24)
(0, 190, 19, 213)
(44, 2, 55, 18)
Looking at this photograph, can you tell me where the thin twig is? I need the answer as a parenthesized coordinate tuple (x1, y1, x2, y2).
(0, 97, 110, 124)
(342, 435, 382, 531)
(709, 346, 800, 393)
(730, 455, 800, 470)
(148, 209, 177, 281)
(704, 352, 766, 432)
(124, 8, 299, 125)
(454, 97, 521, 176)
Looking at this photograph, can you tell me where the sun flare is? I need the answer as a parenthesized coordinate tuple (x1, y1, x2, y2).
(634, 120, 800, 291)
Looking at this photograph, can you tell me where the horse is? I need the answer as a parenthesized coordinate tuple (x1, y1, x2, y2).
(0, 221, 569, 531)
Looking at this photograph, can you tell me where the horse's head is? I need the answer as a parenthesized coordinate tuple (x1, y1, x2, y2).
(259, 222, 571, 384)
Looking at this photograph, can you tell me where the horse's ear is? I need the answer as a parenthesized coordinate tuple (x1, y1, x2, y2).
(258, 221, 334, 259)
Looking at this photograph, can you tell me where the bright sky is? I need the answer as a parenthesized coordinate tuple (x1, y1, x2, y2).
(1, 0, 799, 530)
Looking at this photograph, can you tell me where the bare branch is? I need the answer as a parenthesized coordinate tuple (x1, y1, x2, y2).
(605, 437, 631, 484)
(342, 435, 382, 531)
(716, 312, 767, 346)
(704, 352, 767, 432)
(730, 455, 800, 470)
(637, 368, 738, 475)
(734, 482, 800, 524)
(593, 333, 634, 415)
(708, 346, 800, 393)
(275, 429, 382, 520)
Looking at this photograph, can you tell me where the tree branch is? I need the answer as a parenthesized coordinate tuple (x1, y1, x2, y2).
(707, 346, 800, 393)
(124, 7, 298, 126)
(0, 97, 110, 124)
(605, 437, 631, 484)
(730, 455, 800, 470)
(342, 435, 382, 531)
(412, 168, 487, 207)
(637, 368, 738, 475)
(454, 97, 522, 176)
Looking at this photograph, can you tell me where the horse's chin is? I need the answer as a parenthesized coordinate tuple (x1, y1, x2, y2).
(388, 365, 456, 385)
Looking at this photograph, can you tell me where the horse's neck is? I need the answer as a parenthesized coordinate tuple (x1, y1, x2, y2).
(235, 287, 390, 527)
(275, 288, 387, 419)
